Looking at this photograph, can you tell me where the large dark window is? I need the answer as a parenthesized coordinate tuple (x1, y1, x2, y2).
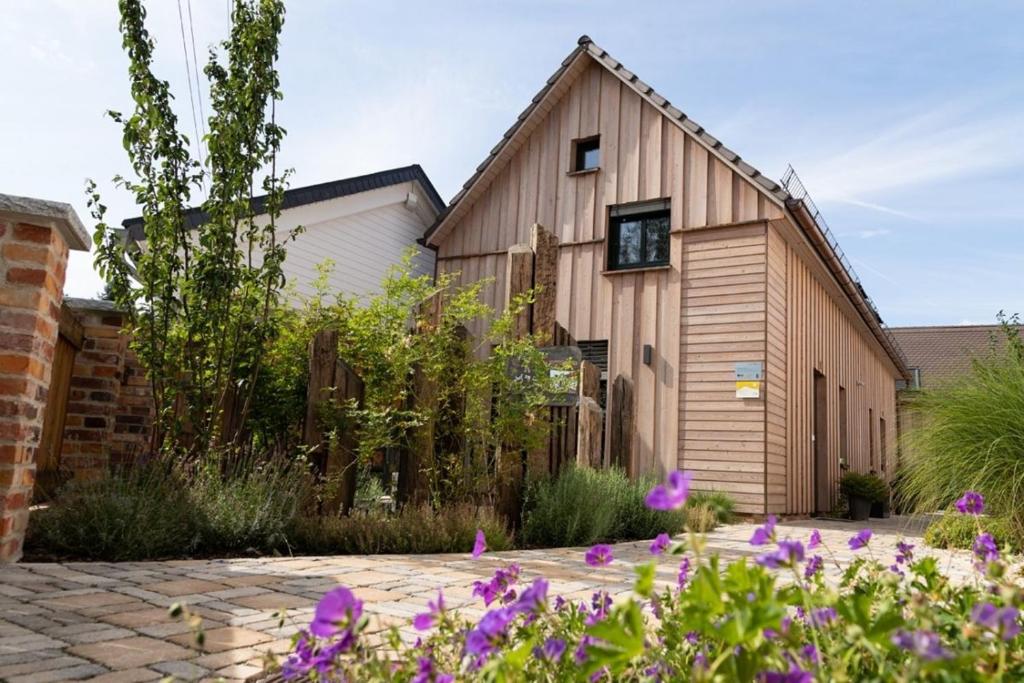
(607, 200, 670, 271)
(572, 136, 600, 172)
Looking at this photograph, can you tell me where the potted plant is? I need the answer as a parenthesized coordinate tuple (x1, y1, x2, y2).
(868, 472, 892, 518)
(840, 472, 886, 521)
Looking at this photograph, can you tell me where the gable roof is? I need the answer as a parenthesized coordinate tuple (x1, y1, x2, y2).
(423, 35, 789, 246)
(423, 35, 909, 378)
(890, 324, 1021, 387)
(123, 164, 445, 241)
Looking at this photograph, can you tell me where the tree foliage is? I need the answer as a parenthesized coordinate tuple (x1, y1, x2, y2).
(88, 0, 295, 456)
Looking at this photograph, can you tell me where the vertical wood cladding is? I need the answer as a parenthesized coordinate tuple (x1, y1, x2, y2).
(433, 57, 898, 514)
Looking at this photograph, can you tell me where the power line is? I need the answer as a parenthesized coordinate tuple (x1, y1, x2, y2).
(176, 0, 205, 194)
(186, 0, 208, 172)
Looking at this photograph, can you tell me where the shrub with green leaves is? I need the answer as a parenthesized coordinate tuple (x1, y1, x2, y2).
(268, 480, 1024, 682)
(520, 467, 721, 548)
(191, 455, 314, 553)
(26, 455, 312, 560)
(899, 314, 1024, 538)
(287, 505, 512, 556)
(26, 463, 198, 561)
(924, 512, 1019, 553)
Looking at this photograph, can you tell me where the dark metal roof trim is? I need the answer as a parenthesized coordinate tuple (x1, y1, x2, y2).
(122, 164, 446, 241)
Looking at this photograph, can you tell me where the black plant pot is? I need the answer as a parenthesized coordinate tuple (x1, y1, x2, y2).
(871, 500, 891, 519)
(849, 495, 872, 521)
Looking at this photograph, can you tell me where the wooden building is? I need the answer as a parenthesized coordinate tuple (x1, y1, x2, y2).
(422, 36, 909, 514)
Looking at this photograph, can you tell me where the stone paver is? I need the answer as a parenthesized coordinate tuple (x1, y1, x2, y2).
(0, 515, 1008, 680)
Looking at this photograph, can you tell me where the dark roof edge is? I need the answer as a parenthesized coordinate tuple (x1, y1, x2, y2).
(891, 324, 1014, 332)
(122, 165, 446, 241)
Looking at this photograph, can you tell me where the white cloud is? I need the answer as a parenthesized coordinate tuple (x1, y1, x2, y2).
(792, 93, 1024, 211)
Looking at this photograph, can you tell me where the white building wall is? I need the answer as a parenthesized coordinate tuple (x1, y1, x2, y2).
(258, 181, 437, 303)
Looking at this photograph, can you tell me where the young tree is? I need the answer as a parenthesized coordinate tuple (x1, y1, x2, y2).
(89, 0, 296, 457)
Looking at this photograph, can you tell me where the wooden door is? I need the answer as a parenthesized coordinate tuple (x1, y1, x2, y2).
(38, 333, 77, 473)
(813, 370, 829, 513)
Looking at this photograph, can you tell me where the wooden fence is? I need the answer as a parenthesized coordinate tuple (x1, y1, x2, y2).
(299, 223, 637, 523)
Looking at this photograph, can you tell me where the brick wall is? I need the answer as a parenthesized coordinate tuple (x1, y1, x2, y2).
(0, 194, 89, 562)
(60, 300, 153, 477)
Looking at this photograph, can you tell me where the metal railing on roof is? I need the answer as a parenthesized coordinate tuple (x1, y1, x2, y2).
(780, 165, 909, 371)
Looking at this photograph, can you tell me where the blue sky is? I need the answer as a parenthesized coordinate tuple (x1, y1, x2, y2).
(2, 1, 1022, 326)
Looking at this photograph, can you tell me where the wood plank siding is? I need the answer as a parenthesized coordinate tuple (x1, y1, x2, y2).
(768, 221, 899, 514)
(432, 54, 901, 514)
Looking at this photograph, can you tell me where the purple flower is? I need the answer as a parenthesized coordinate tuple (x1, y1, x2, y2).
(807, 529, 822, 549)
(973, 532, 999, 564)
(759, 666, 814, 683)
(892, 630, 951, 661)
(809, 607, 837, 628)
(749, 515, 777, 546)
(310, 586, 363, 638)
(472, 564, 520, 606)
(535, 637, 566, 662)
(574, 635, 597, 664)
(801, 644, 819, 664)
(411, 656, 454, 683)
(472, 529, 487, 558)
(955, 491, 984, 515)
(650, 533, 671, 555)
(848, 529, 872, 550)
(804, 555, 823, 579)
(465, 607, 514, 657)
(677, 557, 691, 588)
(895, 541, 915, 565)
(972, 603, 1021, 641)
(585, 590, 613, 625)
(756, 540, 805, 569)
(412, 590, 445, 631)
(511, 578, 548, 615)
(585, 544, 613, 567)
(645, 470, 693, 510)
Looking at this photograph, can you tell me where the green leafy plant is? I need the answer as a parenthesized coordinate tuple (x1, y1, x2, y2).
(25, 463, 199, 561)
(26, 454, 312, 560)
(840, 471, 889, 503)
(924, 512, 1020, 553)
(89, 0, 296, 456)
(287, 505, 512, 555)
(521, 467, 717, 548)
(898, 313, 1024, 535)
(266, 480, 1024, 683)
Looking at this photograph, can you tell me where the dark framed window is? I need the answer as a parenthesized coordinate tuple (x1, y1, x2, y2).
(607, 200, 670, 271)
(572, 136, 600, 172)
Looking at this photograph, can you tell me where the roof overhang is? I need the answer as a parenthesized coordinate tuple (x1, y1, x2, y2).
(786, 200, 911, 379)
(123, 165, 446, 243)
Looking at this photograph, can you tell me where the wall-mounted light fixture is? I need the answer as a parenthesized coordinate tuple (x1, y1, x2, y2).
(643, 344, 653, 366)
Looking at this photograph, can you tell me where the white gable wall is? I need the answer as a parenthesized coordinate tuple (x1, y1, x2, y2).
(269, 181, 436, 303)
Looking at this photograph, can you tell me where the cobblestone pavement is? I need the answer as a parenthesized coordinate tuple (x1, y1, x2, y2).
(0, 515, 997, 682)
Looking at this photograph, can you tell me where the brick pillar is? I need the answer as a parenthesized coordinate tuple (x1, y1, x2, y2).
(59, 300, 154, 476)
(61, 303, 129, 479)
(0, 194, 89, 562)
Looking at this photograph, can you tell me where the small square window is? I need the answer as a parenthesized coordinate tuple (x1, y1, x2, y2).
(572, 136, 600, 172)
(607, 200, 670, 271)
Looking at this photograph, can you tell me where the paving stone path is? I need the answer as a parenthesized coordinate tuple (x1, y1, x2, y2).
(0, 516, 994, 682)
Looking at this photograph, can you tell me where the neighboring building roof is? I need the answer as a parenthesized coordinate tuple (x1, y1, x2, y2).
(422, 34, 908, 377)
(890, 324, 1021, 387)
(122, 164, 446, 241)
(64, 297, 125, 313)
(0, 192, 90, 250)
